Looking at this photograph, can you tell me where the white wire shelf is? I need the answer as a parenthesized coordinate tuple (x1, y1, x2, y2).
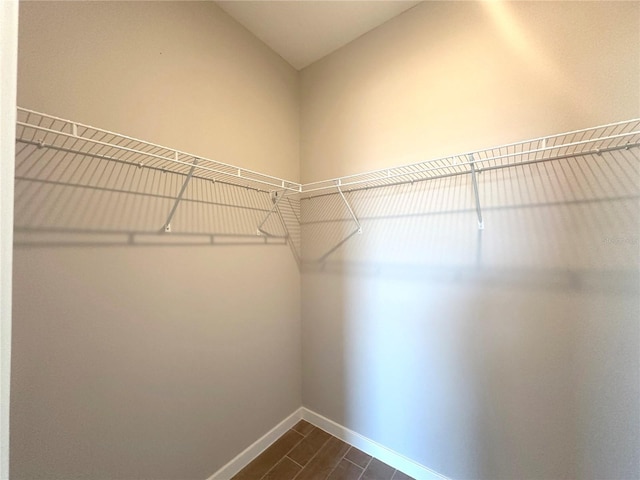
(16, 108, 640, 200)
(13, 107, 640, 264)
(296, 118, 640, 199)
(15, 108, 302, 194)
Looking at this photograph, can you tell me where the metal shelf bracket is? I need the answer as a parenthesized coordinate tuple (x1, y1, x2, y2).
(257, 189, 286, 236)
(337, 183, 362, 234)
(163, 158, 199, 233)
(315, 183, 363, 263)
(469, 154, 485, 230)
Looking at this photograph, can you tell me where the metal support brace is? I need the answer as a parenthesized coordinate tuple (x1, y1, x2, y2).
(256, 189, 286, 236)
(275, 202, 301, 267)
(316, 183, 363, 262)
(163, 158, 199, 232)
(337, 183, 362, 234)
(469, 154, 484, 230)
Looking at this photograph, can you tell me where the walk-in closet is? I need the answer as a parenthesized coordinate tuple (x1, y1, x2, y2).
(1, 1, 639, 479)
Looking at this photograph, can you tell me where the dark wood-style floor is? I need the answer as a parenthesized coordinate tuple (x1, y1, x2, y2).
(231, 420, 414, 480)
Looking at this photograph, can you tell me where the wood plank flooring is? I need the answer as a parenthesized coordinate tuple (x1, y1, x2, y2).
(231, 420, 414, 480)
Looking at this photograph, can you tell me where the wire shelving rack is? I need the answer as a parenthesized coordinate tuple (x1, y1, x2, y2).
(297, 119, 640, 198)
(15, 108, 303, 194)
(14, 107, 640, 261)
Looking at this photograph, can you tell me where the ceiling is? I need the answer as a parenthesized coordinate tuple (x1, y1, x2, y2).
(216, 1, 421, 70)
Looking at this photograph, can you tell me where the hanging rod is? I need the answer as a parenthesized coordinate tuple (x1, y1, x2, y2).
(15, 108, 302, 194)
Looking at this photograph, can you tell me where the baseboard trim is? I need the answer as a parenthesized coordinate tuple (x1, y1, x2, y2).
(301, 407, 450, 480)
(207, 407, 303, 480)
(206, 406, 449, 480)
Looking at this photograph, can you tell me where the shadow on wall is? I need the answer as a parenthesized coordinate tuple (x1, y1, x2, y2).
(13, 137, 301, 263)
(300, 147, 640, 479)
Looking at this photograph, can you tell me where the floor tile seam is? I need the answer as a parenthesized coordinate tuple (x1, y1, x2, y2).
(287, 430, 332, 469)
(332, 447, 365, 477)
(255, 430, 306, 480)
(325, 452, 357, 480)
(322, 440, 356, 480)
(342, 457, 365, 471)
(286, 455, 305, 469)
(325, 457, 342, 479)
(390, 471, 405, 480)
(355, 456, 374, 480)
(292, 423, 313, 438)
(289, 434, 333, 480)
(255, 455, 296, 480)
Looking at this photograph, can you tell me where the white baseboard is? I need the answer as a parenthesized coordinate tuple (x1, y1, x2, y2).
(207, 407, 303, 480)
(206, 406, 449, 480)
(301, 408, 450, 480)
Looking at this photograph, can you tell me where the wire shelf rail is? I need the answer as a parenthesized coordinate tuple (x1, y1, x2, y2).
(13, 108, 640, 259)
(296, 118, 640, 198)
(16, 108, 639, 200)
(15, 108, 303, 194)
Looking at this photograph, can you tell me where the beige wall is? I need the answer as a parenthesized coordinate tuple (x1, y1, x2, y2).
(18, 1, 299, 182)
(301, 1, 639, 182)
(300, 2, 640, 479)
(13, 2, 300, 479)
